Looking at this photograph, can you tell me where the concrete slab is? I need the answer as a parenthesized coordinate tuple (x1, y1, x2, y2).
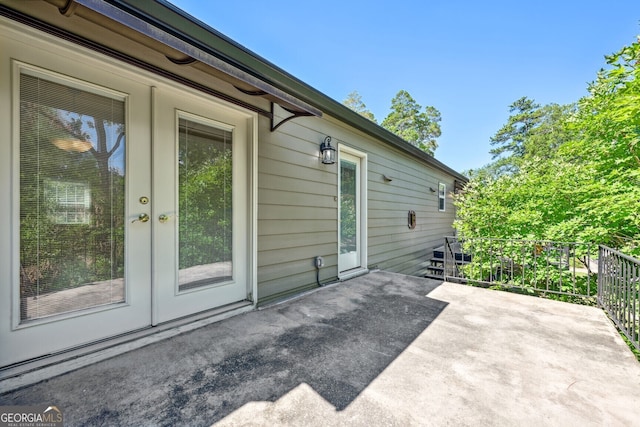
(1, 271, 639, 426)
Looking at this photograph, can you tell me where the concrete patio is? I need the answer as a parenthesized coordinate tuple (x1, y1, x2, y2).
(1, 271, 639, 426)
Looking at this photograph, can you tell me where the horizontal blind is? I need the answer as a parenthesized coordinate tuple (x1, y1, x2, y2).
(19, 72, 126, 322)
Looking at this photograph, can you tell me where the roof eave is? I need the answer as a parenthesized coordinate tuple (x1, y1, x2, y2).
(105, 0, 468, 181)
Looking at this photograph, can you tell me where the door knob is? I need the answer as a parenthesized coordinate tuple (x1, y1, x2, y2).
(158, 214, 170, 223)
(132, 213, 150, 223)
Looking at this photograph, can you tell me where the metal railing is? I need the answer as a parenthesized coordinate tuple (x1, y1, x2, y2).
(444, 236, 597, 300)
(598, 245, 640, 352)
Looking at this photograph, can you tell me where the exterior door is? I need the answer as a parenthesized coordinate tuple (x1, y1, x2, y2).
(0, 59, 153, 367)
(151, 87, 250, 324)
(0, 23, 254, 367)
(339, 152, 361, 272)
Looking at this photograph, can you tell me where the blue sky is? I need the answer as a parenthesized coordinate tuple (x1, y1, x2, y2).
(169, 0, 640, 174)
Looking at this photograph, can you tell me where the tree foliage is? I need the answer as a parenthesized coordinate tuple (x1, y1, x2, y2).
(342, 90, 376, 122)
(455, 37, 640, 255)
(490, 96, 542, 160)
(487, 97, 576, 175)
(179, 145, 232, 269)
(342, 89, 442, 155)
(381, 90, 441, 156)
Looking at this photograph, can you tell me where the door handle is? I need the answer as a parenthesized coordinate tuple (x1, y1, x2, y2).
(132, 213, 150, 223)
(158, 214, 170, 223)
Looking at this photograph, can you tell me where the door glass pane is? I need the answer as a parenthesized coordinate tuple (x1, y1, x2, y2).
(340, 159, 357, 255)
(178, 118, 232, 291)
(19, 73, 126, 323)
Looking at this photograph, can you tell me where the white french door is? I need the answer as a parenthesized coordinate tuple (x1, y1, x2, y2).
(151, 87, 250, 324)
(0, 59, 153, 367)
(0, 21, 253, 367)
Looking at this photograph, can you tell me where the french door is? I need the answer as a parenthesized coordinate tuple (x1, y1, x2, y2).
(0, 61, 153, 367)
(151, 87, 250, 324)
(0, 31, 252, 366)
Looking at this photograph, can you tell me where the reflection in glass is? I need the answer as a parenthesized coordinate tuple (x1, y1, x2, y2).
(340, 159, 357, 255)
(19, 72, 126, 322)
(178, 118, 233, 291)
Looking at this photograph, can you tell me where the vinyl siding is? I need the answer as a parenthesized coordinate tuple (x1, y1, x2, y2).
(367, 149, 456, 276)
(257, 112, 339, 303)
(257, 110, 459, 303)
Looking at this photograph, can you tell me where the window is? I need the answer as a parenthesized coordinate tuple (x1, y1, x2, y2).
(19, 68, 126, 321)
(438, 183, 446, 211)
(45, 180, 91, 224)
(178, 116, 233, 291)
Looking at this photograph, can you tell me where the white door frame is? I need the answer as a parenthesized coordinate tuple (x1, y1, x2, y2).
(338, 145, 368, 279)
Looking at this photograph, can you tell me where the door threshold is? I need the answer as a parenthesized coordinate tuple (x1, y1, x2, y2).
(0, 300, 254, 393)
(338, 267, 369, 281)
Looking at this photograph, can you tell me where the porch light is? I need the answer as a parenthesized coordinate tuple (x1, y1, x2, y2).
(320, 136, 336, 164)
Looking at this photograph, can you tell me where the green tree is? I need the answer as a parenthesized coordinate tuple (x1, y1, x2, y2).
(455, 36, 640, 255)
(557, 39, 640, 250)
(381, 90, 441, 156)
(523, 103, 576, 159)
(490, 96, 542, 161)
(343, 90, 376, 122)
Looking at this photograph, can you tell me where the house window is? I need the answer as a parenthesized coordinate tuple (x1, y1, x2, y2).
(438, 183, 446, 211)
(45, 180, 91, 224)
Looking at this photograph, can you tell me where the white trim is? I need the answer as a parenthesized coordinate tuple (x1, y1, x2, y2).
(9, 58, 20, 333)
(2, 28, 155, 366)
(249, 114, 259, 304)
(174, 110, 236, 296)
(18, 62, 128, 101)
(337, 145, 368, 277)
(150, 84, 254, 324)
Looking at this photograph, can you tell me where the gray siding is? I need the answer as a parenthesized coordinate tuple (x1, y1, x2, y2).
(257, 112, 458, 303)
(257, 114, 339, 302)
(351, 124, 456, 276)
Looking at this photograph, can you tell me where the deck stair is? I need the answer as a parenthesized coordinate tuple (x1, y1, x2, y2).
(425, 245, 471, 279)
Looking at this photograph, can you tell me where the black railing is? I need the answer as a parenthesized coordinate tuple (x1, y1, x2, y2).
(598, 245, 640, 352)
(443, 236, 597, 300)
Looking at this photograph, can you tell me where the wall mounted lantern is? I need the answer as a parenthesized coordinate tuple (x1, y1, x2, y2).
(320, 136, 336, 164)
